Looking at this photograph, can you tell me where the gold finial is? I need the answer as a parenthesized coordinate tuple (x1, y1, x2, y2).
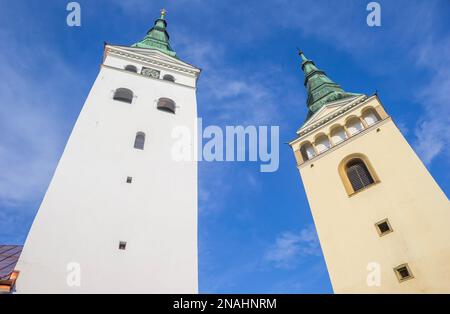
(160, 8, 166, 19)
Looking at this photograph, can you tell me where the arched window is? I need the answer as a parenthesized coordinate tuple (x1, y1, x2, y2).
(330, 125, 347, 145)
(124, 65, 138, 73)
(157, 97, 176, 114)
(345, 158, 374, 192)
(346, 117, 364, 136)
(134, 132, 145, 150)
(315, 134, 331, 153)
(362, 108, 381, 126)
(163, 74, 175, 82)
(300, 142, 316, 162)
(113, 88, 133, 104)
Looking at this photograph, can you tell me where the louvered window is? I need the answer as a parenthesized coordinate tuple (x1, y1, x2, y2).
(346, 159, 374, 192)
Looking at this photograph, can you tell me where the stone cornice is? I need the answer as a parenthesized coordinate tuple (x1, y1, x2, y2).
(289, 95, 378, 146)
(105, 46, 200, 77)
(296, 95, 369, 137)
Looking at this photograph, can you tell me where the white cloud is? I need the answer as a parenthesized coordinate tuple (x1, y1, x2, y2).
(264, 224, 321, 269)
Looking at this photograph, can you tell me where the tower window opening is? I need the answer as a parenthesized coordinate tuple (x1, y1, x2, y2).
(362, 107, 381, 126)
(315, 134, 331, 153)
(113, 88, 133, 104)
(330, 126, 347, 145)
(346, 117, 364, 136)
(119, 241, 127, 250)
(157, 97, 176, 114)
(163, 74, 175, 82)
(124, 65, 138, 73)
(394, 264, 414, 282)
(134, 132, 146, 150)
(126, 176, 133, 184)
(375, 219, 393, 236)
(345, 158, 374, 192)
(300, 142, 316, 162)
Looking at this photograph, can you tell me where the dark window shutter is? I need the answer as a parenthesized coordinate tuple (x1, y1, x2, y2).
(134, 132, 145, 150)
(346, 160, 374, 192)
(113, 88, 133, 104)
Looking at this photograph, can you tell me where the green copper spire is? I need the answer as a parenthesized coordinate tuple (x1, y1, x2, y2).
(132, 9, 177, 58)
(299, 51, 359, 119)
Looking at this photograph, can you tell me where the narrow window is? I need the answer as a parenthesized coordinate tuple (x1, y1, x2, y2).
(119, 241, 127, 250)
(113, 88, 133, 104)
(134, 132, 145, 150)
(124, 65, 138, 73)
(394, 264, 414, 282)
(126, 176, 133, 184)
(163, 74, 175, 82)
(157, 98, 176, 114)
(346, 158, 374, 192)
(375, 218, 393, 236)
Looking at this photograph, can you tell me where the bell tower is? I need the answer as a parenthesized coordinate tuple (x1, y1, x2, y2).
(14, 10, 200, 293)
(289, 51, 450, 293)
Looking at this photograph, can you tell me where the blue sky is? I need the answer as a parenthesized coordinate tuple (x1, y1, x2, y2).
(0, 0, 449, 293)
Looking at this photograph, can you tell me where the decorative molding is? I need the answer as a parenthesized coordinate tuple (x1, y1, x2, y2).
(296, 95, 369, 137)
(106, 46, 200, 77)
(296, 117, 390, 167)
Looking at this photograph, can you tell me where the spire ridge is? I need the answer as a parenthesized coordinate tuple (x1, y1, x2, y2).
(131, 10, 177, 58)
(299, 51, 360, 119)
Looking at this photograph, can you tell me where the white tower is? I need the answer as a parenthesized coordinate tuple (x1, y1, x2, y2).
(14, 11, 200, 293)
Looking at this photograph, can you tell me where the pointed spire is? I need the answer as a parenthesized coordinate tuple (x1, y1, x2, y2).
(132, 9, 177, 58)
(298, 50, 359, 119)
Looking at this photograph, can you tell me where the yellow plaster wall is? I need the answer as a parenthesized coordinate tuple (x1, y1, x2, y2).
(293, 98, 450, 293)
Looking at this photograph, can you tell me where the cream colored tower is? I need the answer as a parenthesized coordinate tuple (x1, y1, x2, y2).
(289, 52, 450, 293)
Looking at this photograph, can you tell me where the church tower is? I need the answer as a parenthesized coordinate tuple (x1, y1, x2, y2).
(289, 52, 450, 293)
(14, 10, 200, 293)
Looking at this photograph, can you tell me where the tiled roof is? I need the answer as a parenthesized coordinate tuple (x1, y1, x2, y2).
(0, 245, 23, 280)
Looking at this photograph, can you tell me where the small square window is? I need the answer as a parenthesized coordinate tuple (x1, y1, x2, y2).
(119, 241, 127, 250)
(126, 176, 132, 184)
(394, 263, 414, 282)
(375, 218, 393, 236)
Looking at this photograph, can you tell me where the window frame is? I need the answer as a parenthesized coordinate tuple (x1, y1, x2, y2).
(375, 218, 393, 237)
(394, 263, 414, 283)
(338, 153, 379, 196)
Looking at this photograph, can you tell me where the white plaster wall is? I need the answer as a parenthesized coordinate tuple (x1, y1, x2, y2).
(15, 51, 199, 293)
